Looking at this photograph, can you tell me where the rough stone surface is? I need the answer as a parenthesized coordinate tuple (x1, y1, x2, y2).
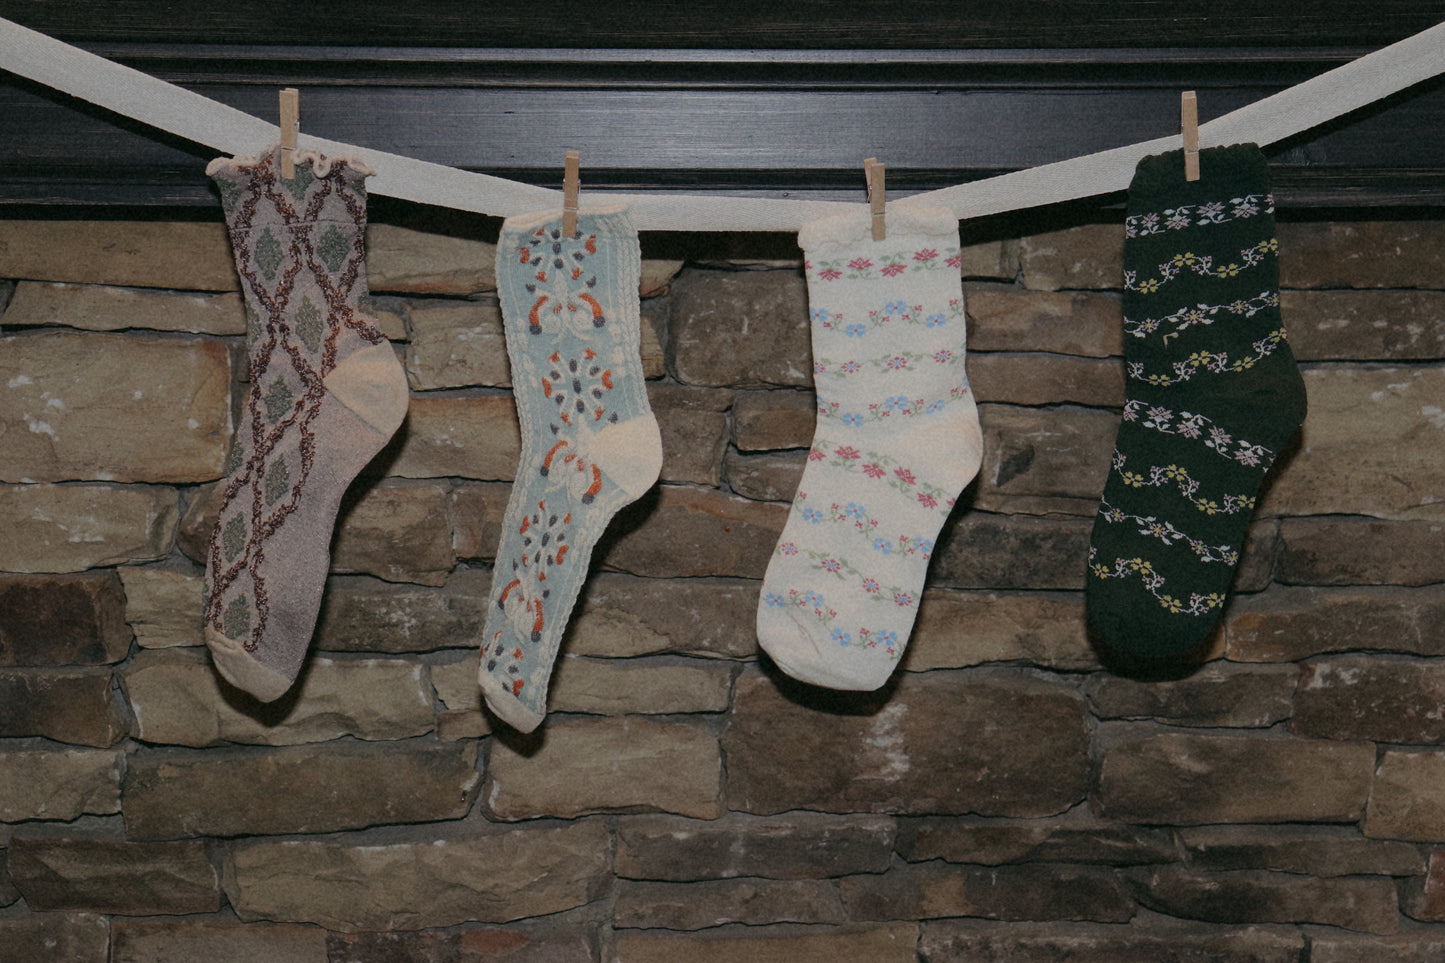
(3, 281, 247, 335)
(612, 924, 919, 963)
(314, 570, 487, 653)
(449, 481, 511, 561)
(362, 295, 411, 342)
(1084, 663, 1298, 728)
(0, 748, 123, 821)
(1309, 932, 1445, 963)
(1365, 750, 1445, 842)
(121, 649, 434, 747)
(732, 388, 816, 451)
(964, 284, 1124, 357)
(919, 920, 1305, 963)
(969, 354, 1124, 408)
(903, 590, 1098, 671)
(0, 329, 223, 482)
(1226, 585, 1445, 661)
(0, 482, 178, 573)
(330, 480, 456, 585)
(615, 877, 846, 929)
(668, 269, 813, 388)
(725, 668, 1089, 817)
(120, 567, 204, 648)
(1293, 657, 1445, 743)
(1125, 865, 1399, 934)
(956, 240, 1017, 280)
(1406, 849, 1445, 921)
(565, 573, 759, 659)
(597, 485, 787, 579)
(224, 821, 611, 931)
(930, 511, 1092, 590)
(0, 847, 17, 906)
(110, 920, 328, 963)
(405, 298, 512, 390)
(0, 571, 131, 665)
(485, 716, 723, 820)
(1260, 366, 1445, 520)
(649, 384, 731, 486)
(123, 742, 480, 839)
(1279, 221, 1445, 289)
(1276, 516, 1445, 586)
(365, 223, 496, 296)
(547, 655, 734, 715)
(615, 812, 895, 881)
(1017, 225, 1124, 292)
(437, 653, 733, 719)
(0, 668, 127, 747)
(0, 220, 238, 290)
(8, 836, 220, 914)
(724, 449, 806, 502)
(1180, 825, 1425, 877)
(430, 654, 485, 712)
(897, 814, 1177, 867)
(972, 404, 1116, 516)
(382, 394, 521, 482)
(1095, 730, 1375, 824)
(1282, 289, 1445, 361)
(841, 862, 1134, 923)
(324, 927, 596, 963)
(0, 914, 111, 963)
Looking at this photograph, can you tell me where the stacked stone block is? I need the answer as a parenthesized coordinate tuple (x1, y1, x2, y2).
(0, 214, 1443, 961)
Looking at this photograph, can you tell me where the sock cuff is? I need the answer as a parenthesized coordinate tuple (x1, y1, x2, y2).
(798, 204, 957, 254)
(1128, 143, 1270, 210)
(499, 203, 633, 240)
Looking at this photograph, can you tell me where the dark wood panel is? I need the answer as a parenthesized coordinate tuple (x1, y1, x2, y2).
(2, 1, 1443, 49)
(2, 41, 1444, 208)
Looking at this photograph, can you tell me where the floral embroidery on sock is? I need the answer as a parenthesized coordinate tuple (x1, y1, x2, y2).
(1125, 193, 1273, 237)
(808, 246, 963, 282)
(1124, 239, 1278, 294)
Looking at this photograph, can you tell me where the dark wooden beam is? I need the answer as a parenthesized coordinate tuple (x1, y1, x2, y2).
(2, 1, 1442, 49)
(2, 34, 1443, 210)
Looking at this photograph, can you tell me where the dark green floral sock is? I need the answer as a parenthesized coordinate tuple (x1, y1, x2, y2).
(1087, 143, 1306, 657)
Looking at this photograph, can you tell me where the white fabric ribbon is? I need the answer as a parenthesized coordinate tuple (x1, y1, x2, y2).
(3, 16, 1444, 230)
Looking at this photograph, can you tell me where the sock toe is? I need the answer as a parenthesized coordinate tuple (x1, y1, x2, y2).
(206, 626, 295, 703)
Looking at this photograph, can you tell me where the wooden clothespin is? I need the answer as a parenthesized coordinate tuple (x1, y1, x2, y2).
(864, 156, 886, 241)
(562, 149, 581, 236)
(1181, 90, 1200, 182)
(279, 87, 300, 179)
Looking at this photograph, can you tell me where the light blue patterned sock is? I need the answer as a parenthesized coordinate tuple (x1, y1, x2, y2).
(479, 206, 662, 732)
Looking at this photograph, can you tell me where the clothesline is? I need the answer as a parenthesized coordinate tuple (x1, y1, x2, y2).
(2, 16, 1444, 231)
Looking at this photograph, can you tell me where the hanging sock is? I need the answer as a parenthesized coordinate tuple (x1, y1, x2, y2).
(479, 206, 662, 732)
(204, 146, 409, 701)
(757, 205, 983, 691)
(1087, 143, 1307, 657)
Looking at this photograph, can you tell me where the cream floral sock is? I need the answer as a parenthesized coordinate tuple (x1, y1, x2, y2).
(758, 205, 982, 690)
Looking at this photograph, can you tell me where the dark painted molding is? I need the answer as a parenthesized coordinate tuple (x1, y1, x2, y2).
(2, 29, 1444, 209)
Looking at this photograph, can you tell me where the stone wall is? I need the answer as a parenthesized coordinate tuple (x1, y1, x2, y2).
(0, 212, 1444, 962)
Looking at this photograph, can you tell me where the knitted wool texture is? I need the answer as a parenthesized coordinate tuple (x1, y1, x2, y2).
(204, 145, 408, 701)
(1087, 143, 1307, 656)
(479, 207, 662, 732)
(758, 205, 982, 691)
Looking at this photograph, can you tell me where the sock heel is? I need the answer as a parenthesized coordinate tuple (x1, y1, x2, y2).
(325, 342, 409, 438)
